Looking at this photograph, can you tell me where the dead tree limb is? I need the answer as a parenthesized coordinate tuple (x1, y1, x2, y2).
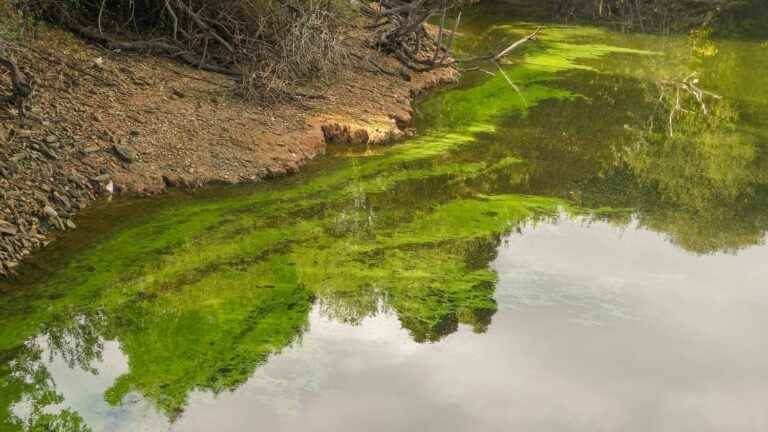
(493, 27, 542, 62)
(371, 0, 541, 74)
(172, 0, 234, 53)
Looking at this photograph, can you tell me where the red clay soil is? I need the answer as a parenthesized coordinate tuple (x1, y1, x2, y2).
(0, 27, 457, 277)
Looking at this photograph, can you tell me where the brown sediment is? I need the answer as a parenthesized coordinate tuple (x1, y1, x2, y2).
(0, 28, 458, 277)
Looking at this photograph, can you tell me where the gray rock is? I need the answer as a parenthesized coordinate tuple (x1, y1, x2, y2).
(0, 220, 18, 236)
(45, 135, 59, 144)
(13, 129, 33, 138)
(53, 191, 72, 209)
(113, 145, 138, 163)
(36, 145, 58, 160)
(51, 215, 65, 231)
(43, 205, 58, 219)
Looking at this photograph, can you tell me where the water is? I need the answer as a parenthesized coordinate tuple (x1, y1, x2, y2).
(2, 5, 768, 431)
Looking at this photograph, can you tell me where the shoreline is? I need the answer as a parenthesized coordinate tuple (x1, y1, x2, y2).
(0, 27, 458, 278)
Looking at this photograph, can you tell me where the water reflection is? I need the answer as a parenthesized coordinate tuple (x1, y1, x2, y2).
(1, 8, 768, 431)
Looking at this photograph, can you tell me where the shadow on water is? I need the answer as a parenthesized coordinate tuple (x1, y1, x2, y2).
(1, 3, 767, 430)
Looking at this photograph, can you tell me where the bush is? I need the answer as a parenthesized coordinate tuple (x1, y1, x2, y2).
(14, 0, 353, 100)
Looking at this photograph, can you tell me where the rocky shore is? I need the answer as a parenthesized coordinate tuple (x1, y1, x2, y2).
(0, 28, 457, 278)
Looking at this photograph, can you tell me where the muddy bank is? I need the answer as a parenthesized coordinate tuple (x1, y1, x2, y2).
(0, 28, 457, 277)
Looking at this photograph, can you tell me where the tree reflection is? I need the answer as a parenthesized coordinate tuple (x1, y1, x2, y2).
(1, 342, 91, 432)
(621, 76, 768, 253)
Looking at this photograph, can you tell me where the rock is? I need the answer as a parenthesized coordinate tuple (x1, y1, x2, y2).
(64, 219, 77, 230)
(89, 174, 114, 194)
(172, 88, 186, 98)
(45, 135, 58, 144)
(53, 191, 72, 210)
(113, 145, 138, 163)
(129, 129, 140, 136)
(50, 215, 65, 231)
(0, 220, 18, 236)
(43, 205, 58, 219)
(82, 144, 101, 153)
(34, 144, 59, 160)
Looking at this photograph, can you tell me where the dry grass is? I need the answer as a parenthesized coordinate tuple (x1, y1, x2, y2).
(233, 0, 351, 101)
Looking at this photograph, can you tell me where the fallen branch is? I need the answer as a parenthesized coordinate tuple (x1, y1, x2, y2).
(493, 27, 542, 62)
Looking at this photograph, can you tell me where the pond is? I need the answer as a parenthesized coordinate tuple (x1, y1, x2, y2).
(2, 4, 768, 431)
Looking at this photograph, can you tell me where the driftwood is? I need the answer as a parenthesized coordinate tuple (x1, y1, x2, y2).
(493, 28, 542, 62)
(366, 0, 541, 72)
(0, 53, 33, 118)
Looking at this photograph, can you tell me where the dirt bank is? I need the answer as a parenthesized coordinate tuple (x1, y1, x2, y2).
(0, 28, 457, 278)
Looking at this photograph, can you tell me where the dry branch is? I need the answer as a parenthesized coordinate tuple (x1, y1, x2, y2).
(493, 27, 542, 61)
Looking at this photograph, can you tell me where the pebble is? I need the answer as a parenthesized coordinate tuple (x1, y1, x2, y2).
(0, 220, 18, 236)
(43, 205, 58, 218)
(113, 145, 138, 163)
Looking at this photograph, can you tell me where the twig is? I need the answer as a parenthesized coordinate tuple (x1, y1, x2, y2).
(493, 27, 542, 62)
(98, 0, 107, 36)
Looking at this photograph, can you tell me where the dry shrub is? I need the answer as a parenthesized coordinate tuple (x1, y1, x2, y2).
(14, 0, 352, 100)
(233, 0, 350, 101)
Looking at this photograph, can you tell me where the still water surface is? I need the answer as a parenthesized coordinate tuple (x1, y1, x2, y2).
(2, 5, 767, 431)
